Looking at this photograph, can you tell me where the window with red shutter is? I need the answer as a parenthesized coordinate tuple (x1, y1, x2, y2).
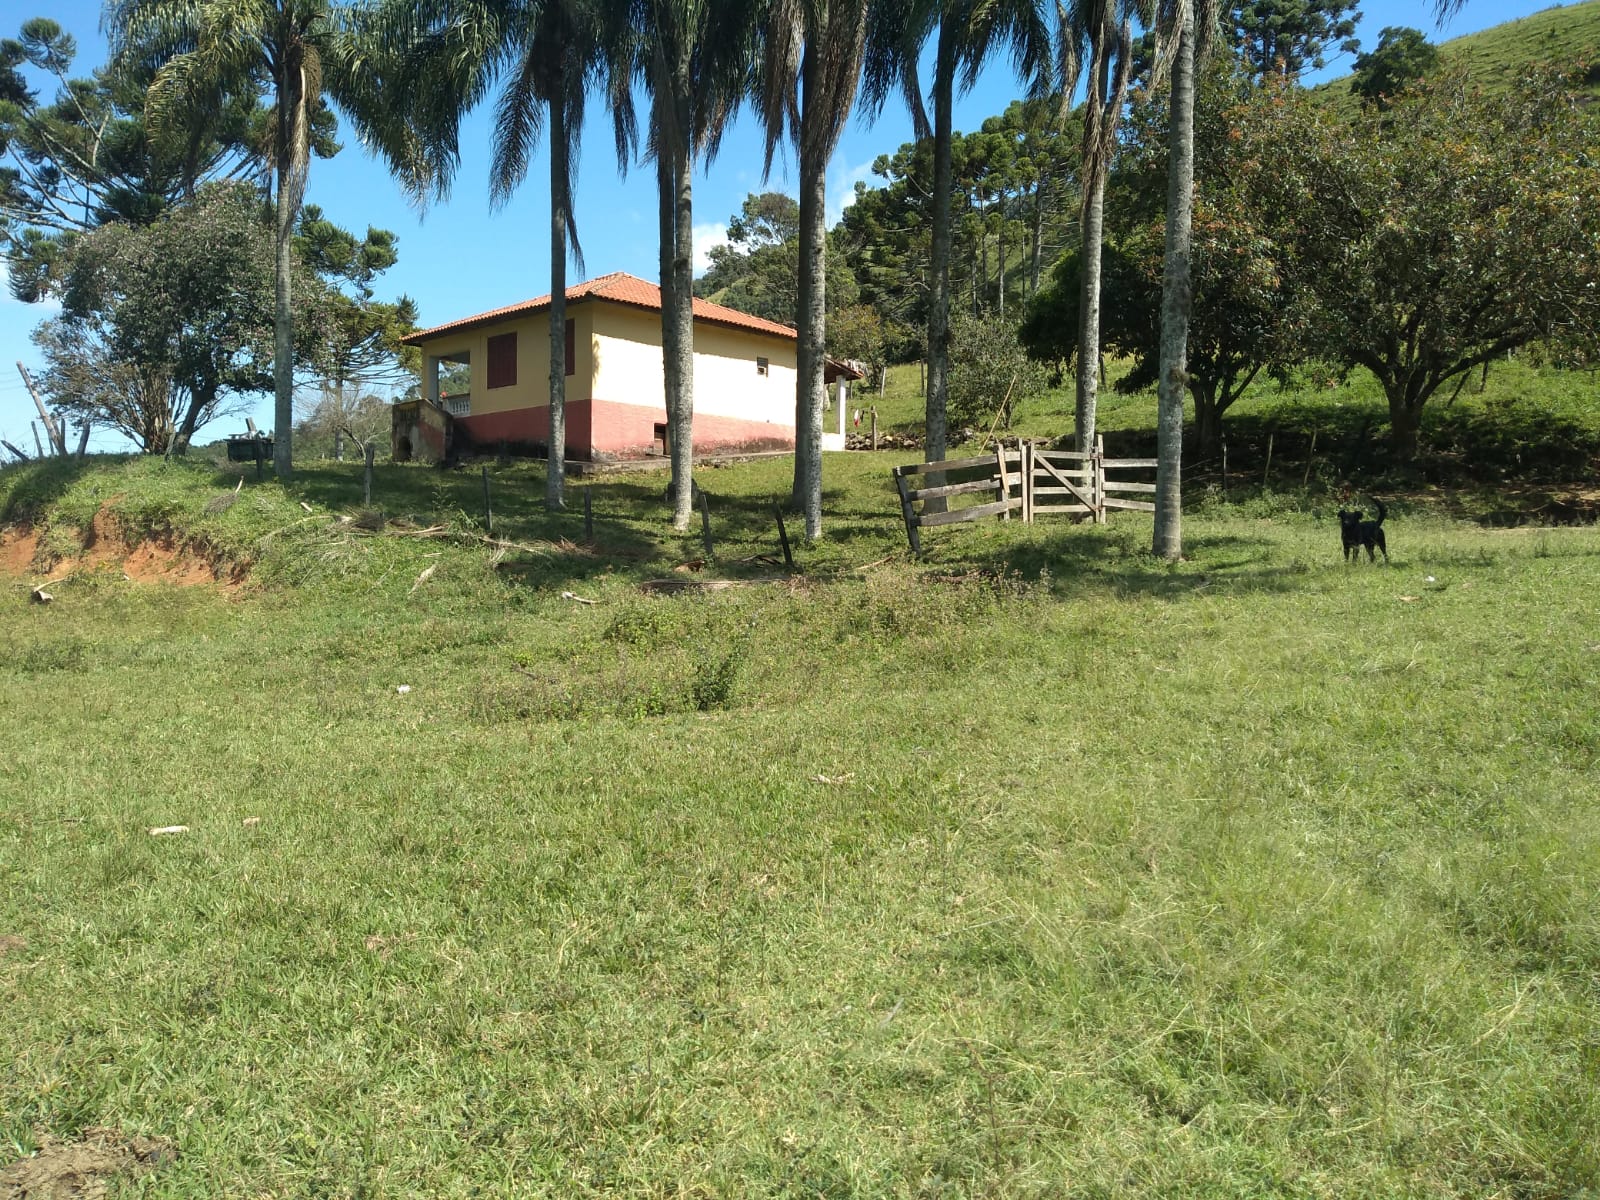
(487, 332, 516, 389)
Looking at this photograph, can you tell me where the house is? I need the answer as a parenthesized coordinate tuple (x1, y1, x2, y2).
(393, 272, 802, 463)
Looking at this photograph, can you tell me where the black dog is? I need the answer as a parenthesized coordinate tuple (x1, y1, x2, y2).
(1338, 499, 1388, 563)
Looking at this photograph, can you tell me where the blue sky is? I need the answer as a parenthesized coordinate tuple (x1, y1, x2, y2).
(0, 0, 1573, 452)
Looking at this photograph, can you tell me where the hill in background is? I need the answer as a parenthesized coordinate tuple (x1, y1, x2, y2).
(1314, 0, 1600, 101)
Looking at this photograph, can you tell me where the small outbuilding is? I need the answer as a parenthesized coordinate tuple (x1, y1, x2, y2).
(396, 272, 800, 463)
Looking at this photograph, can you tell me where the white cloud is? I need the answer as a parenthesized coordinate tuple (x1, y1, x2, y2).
(692, 222, 730, 277)
(828, 160, 879, 228)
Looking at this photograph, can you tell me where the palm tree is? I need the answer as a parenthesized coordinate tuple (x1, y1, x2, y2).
(1059, 0, 1139, 455)
(1150, 0, 1218, 559)
(380, 0, 603, 511)
(621, 0, 759, 530)
(864, 0, 1056, 480)
(758, 0, 871, 541)
(108, 0, 425, 479)
(1151, 0, 1195, 559)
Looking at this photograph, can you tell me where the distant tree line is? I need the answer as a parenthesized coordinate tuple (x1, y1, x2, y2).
(5, 0, 1598, 551)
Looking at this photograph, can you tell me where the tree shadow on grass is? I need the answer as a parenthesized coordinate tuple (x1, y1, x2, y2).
(967, 524, 1318, 601)
(0, 456, 105, 524)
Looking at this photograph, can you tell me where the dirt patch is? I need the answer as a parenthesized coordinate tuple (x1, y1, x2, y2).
(0, 528, 41, 577)
(0, 934, 25, 958)
(2, 503, 244, 590)
(0, 1128, 175, 1199)
(78, 509, 124, 570)
(122, 537, 223, 587)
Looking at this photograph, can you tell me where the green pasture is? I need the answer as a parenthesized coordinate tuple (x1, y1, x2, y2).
(2, 443, 1598, 1197)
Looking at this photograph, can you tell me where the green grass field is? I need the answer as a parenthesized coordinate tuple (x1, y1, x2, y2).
(3, 438, 1599, 1196)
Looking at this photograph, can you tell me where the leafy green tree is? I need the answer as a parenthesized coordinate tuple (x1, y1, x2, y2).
(1231, 0, 1359, 80)
(834, 104, 1078, 352)
(696, 192, 802, 318)
(947, 312, 1047, 431)
(30, 184, 306, 454)
(296, 204, 418, 407)
(1238, 69, 1600, 459)
(1350, 26, 1438, 106)
(1022, 69, 1305, 458)
(826, 303, 889, 382)
(108, 0, 427, 478)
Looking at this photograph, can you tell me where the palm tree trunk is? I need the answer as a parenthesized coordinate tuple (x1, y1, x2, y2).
(273, 132, 295, 479)
(547, 93, 568, 511)
(1153, 1, 1196, 561)
(668, 92, 696, 531)
(793, 82, 828, 541)
(924, 28, 956, 482)
(1075, 165, 1106, 456)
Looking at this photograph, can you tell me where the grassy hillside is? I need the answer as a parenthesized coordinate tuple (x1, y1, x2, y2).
(1311, 0, 1600, 105)
(871, 355, 1600, 519)
(2, 451, 1599, 1196)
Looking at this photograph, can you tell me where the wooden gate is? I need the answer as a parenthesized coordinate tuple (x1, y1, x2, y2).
(893, 437, 1159, 553)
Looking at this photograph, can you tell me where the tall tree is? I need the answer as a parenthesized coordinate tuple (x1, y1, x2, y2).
(864, 0, 1056, 482)
(1152, 0, 1197, 560)
(1021, 65, 1304, 459)
(1236, 68, 1600, 459)
(1231, 0, 1359, 81)
(107, 0, 424, 479)
(1, 17, 269, 299)
(619, 0, 758, 530)
(759, 0, 870, 541)
(32, 184, 303, 454)
(1061, 0, 1139, 454)
(1349, 26, 1438, 107)
(380, 0, 604, 510)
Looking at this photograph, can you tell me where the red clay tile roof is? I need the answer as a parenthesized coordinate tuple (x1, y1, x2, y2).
(401, 271, 799, 345)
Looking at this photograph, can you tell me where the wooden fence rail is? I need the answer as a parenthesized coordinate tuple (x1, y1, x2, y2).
(893, 436, 1158, 553)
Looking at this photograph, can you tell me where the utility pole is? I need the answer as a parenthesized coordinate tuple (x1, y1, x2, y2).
(17, 363, 66, 456)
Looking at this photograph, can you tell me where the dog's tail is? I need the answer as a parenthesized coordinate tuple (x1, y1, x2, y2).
(1372, 498, 1386, 526)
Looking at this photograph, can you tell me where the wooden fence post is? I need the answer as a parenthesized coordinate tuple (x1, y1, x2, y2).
(254, 438, 265, 482)
(1094, 435, 1107, 525)
(583, 486, 593, 542)
(699, 490, 716, 562)
(893, 468, 922, 556)
(363, 443, 376, 505)
(870, 407, 878, 452)
(1263, 432, 1274, 489)
(481, 464, 493, 535)
(31, 422, 43, 459)
(1021, 442, 1033, 523)
(775, 504, 794, 570)
(993, 445, 1008, 520)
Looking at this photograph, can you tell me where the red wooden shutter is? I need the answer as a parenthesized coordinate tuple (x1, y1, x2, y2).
(487, 332, 517, 389)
